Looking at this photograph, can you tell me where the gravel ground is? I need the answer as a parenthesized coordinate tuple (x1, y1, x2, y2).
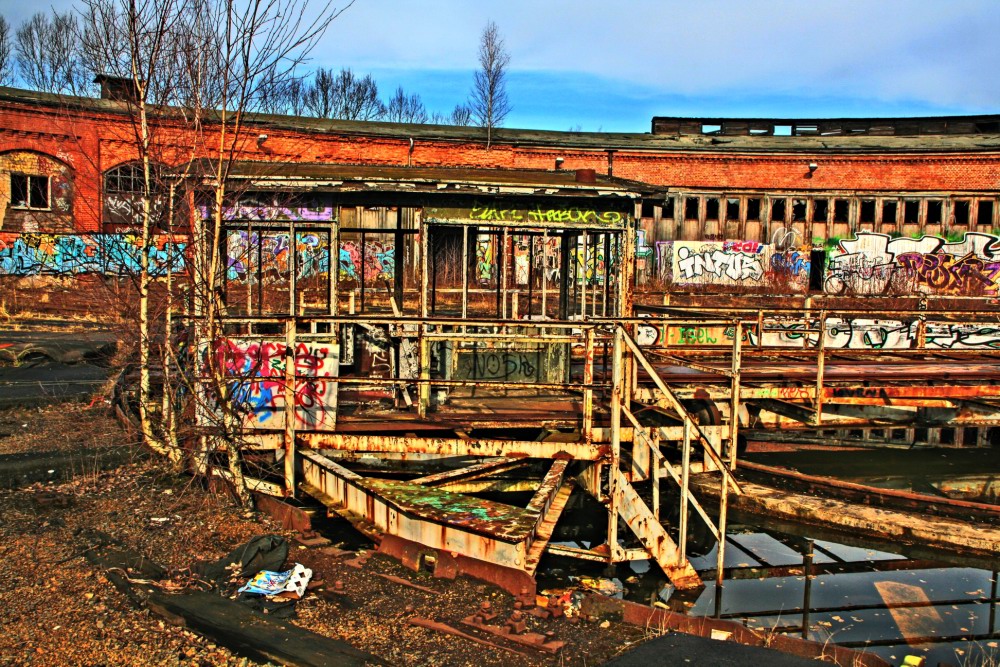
(0, 403, 125, 456)
(0, 403, 653, 666)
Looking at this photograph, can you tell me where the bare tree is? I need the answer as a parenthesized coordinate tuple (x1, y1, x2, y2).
(16, 11, 92, 95)
(285, 76, 307, 116)
(302, 66, 336, 117)
(80, 0, 192, 468)
(79, 0, 350, 508)
(0, 16, 12, 86)
(451, 102, 472, 127)
(303, 67, 384, 121)
(469, 20, 510, 147)
(384, 86, 427, 124)
(194, 0, 348, 507)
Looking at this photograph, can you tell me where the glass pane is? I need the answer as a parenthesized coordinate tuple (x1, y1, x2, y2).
(29, 176, 48, 209)
(10, 174, 28, 207)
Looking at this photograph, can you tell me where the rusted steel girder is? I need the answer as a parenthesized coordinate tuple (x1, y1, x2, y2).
(299, 451, 574, 594)
(299, 433, 604, 461)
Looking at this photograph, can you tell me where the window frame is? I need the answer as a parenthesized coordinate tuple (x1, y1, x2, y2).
(10, 173, 51, 211)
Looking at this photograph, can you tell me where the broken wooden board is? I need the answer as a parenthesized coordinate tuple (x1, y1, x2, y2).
(147, 590, 381, 666)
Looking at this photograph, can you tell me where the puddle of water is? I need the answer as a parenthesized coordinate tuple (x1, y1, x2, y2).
(538, 515, 999, 667)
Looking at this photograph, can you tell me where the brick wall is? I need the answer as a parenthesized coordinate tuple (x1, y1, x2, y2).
(2, 95, 999, 237)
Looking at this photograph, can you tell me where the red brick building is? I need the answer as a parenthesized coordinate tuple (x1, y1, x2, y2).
(2, 85, 999, 247)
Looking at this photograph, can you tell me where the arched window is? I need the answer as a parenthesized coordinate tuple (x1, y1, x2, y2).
(103, 162, 168, 229)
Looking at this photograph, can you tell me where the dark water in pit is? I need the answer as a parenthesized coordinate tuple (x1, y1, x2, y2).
(314, 449, 999, 666)
(537, 516, 999, 667)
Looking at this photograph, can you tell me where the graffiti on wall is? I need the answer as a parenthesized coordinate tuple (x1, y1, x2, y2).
(200, 197, 335, 223)
(225, 231, 394, 284)
(467, 206, 625, 226)
(826, 232, 1000, 296)
(211, 338, 339, 429)
(339, 240, 395, 283)
(0, 232, 186, 276)
(636, 316, 1000, 350)
(673, 240, 766, 284)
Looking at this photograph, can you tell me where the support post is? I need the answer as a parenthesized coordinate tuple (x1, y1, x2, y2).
(331, 216, 339, 316)
(461, 226, 469, 319)
(729, 320, 742, 469)
(583, 327, 595, 443)
(418, 334, 431, 419)
(608, 327, 623, 563)
(283, 319, 296, 497)
(580, 231, 588, 318)
(541, 230, 548, 319)
(679, 416, 691, 566)
(802, 539, 815, 639)
(814, 310, 827, 425)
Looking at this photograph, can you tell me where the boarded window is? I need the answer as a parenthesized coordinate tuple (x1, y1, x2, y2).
(833, 199, 849, 222)
(860, 200, 876, 223)
(812, 199, 828, 222)
(685, 197, 700, 220)
(770, 199, 786, 222)
(953, 200, 970, 226)
(726, 198, 740, 221)
(10, 174, 49, 209)
(977, 200, 994, 228)
(746, 198, 761, 221)
(705, 198, 719, 221)
(792, 199, 806, 221)
(904, 200, 920, 224)
(927, 200, 943, 224)
(882, 200, 897, 224)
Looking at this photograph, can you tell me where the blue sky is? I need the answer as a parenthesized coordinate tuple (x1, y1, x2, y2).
(6, 0, 999, 132)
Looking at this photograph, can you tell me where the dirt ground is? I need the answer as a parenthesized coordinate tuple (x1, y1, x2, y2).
(0, 403, 652, 666)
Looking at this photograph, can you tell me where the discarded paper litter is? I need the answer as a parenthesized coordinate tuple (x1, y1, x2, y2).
(238, 563, 312, 600)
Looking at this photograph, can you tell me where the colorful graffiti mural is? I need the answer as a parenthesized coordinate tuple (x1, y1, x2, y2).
(673, 240, 766, 284)
(212, 338, 339, 429)
(225, 231, 394, 284)
(0, 233, 186, 276)
(637, 317, 1000, 350)
(826, 231, 1000, 296)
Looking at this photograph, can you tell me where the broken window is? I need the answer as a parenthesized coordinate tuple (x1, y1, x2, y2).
(860, 200, 876, 223)
(774, 125, 792, 136)
(953, 200, 970, 226)
(10, 174, 49, 209)
(663, 197, 675, 219)
(104, 162, 172, 228)
(792, 199, 806, 221)
(746, 198, 761, 221)
(726, 198, 740, 221)
(770, 198, 786, 222)
(641, 200, 656, 218)
(812, 198, 828, 222)
(927, 200, 943, 224)
(904, 200, 920, 224)
(685, 197, 700, 220)
(701, 124, 722, 135)
(882, 200, 897, 224)
(833, 199, 849, 223)
(705, 198, 720, 221)
(977, 200, 994, 228)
